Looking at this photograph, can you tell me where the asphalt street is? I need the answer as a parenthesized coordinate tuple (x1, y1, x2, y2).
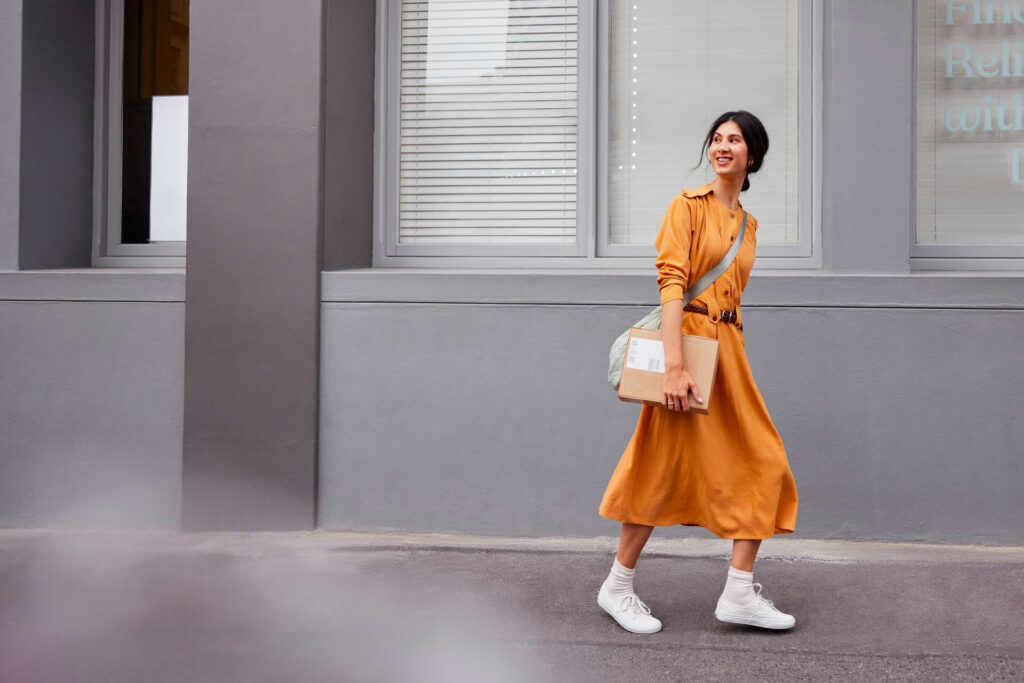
(0, 530, 1021, 682)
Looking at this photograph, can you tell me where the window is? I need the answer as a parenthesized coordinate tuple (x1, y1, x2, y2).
(94, 0, 189, 266)
(605, 0, 804, 256)
(375, 0, 820, 267)
(382, 0, 591, 258)
(914, 0, 1024, 269)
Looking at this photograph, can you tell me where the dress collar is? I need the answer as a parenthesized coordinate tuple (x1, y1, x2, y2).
(682, 183, 743, 210)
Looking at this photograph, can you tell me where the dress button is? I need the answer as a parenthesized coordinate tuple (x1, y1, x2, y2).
(730, 212, 735, 218)
(730, 235, 735, 241)
(723, 288, 730, 295)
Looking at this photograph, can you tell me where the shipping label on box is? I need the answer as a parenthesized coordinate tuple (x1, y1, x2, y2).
(625, 337, 665, 373)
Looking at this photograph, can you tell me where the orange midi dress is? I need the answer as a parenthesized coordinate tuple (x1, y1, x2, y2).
(599, 184, 798, 539)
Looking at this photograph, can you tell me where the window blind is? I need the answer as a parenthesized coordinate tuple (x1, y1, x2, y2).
(608, 0, 799, 247)
(399, 0, 579, 245)
(915, 0, 1024, 246)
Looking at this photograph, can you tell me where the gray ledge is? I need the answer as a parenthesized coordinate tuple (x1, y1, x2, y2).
(322, 268, 1024, 309)
(0, 269, 186, 302)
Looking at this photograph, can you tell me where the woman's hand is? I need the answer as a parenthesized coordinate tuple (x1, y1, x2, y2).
(663, 366, 703, 412)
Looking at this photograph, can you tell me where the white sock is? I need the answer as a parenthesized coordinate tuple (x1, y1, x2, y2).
(602, 557, 637, 599)
(720, 565, 756, 606)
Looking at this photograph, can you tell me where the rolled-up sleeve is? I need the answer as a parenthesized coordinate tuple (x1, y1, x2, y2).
(654, 195, 693, 304)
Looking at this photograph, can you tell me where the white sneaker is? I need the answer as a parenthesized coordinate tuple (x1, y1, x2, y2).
(714, 582, 796, 630)
(597, 585, 663, 634)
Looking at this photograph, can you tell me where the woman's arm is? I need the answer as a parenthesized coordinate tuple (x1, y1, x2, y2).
(653, 195, 702, 412)
(662, 298, 685, 371)
(661, 299, 703, 412)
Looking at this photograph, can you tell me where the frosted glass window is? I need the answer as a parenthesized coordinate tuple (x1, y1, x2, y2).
(915, 0, 1024, 245)
(398, 0, 578, 245)
(608, 0, 799, 247)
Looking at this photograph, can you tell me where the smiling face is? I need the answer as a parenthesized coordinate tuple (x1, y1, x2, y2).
(708, 120, 750, 180)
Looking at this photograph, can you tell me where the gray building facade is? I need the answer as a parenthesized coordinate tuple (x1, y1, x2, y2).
(1, 0, 1021, 544)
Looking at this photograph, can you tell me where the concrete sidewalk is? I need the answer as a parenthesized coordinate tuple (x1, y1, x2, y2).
(0, 530, 1021, 682)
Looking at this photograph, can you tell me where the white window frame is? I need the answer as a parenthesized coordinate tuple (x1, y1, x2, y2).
(910, 0, 1024, 272)
(92, 0, 186, 267)
(374, 0, 822, 268)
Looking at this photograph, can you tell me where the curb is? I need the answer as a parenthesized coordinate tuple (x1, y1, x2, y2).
(1, 528, 1021, 564)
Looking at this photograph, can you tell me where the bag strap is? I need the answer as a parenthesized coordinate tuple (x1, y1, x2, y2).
(682, 210, 748, 305)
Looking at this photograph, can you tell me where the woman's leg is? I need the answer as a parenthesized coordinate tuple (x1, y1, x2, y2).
(730, 538, 762, 571)
(616, 522, 654, 568)
(716, 538, 795, 629)
(599, 522, 662, 633)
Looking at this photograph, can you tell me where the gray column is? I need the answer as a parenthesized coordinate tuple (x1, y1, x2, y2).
(322, 0, 376, 270)
(182, 0, 323, 530)
(0, 0, 22, 269)
(17, 0, 95, 269)
(821, 0, 914, 273)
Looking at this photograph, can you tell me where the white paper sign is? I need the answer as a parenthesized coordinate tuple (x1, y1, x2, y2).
(149, 95, 189, 242)
(625, 337, 664, 373)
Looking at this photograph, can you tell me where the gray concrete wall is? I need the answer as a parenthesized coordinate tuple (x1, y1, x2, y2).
(2, 0, 1019, 543)
(318, 279, 1024, 545)
(18, 0, 94, 269)
(0, 0, 22, 269)
(0, 1, 183, 529)
(0, 273, 186, 528)
(316, 0, 1024, 544)
(181, 0, 323, 530)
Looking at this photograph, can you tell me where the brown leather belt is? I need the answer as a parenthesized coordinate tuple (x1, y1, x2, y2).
(684, 303, 743, 330)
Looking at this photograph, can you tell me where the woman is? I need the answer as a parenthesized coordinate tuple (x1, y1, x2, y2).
(597, 111, 799, 634)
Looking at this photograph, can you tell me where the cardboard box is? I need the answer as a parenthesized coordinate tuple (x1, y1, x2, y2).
(617, 327, 719, 414)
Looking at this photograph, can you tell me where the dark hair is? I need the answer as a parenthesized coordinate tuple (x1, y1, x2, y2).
(693, 110, 769, 192)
